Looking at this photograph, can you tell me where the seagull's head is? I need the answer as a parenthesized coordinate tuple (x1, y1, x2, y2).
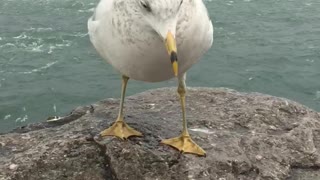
(137, 0, 184, 76)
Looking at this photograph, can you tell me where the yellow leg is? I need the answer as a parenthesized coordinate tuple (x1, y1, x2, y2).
(100, 75, 142, 139)
(161, 74, 206, 156)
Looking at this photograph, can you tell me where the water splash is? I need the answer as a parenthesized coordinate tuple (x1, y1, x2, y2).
(13, 32, 28, 39)
(53, 104, 57, 112)
(15, 115, 28, 123)
(4, 115, 11, 120)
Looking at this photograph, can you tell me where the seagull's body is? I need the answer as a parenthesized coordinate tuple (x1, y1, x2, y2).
(88, 0, 213, 82)
(88, 0, 213, 156)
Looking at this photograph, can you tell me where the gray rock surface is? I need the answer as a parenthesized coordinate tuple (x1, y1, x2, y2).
(0, 87, 320, 180)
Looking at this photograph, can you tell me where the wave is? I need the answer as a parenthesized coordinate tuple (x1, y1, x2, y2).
(27, 43, 44, 52)
(24, 27, 54, 32)
(15, 115, 28, 123)
(48, 45, 56, 54)
(13, 33, 28, 39)
(1, 34, 73, 53)
(3, 114, 11, 120)
(78, 8, 95, 13)
(18, 61, 58, 74)
(0, 43, 16, 48)
(72, 32, 88, 38)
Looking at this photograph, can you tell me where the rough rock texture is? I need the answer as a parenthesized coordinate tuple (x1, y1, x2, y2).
(0, 87, 320, 180)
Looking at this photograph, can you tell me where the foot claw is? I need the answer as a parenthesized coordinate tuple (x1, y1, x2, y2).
(161, 134, 206, 156)
(100, 121, 142, 139)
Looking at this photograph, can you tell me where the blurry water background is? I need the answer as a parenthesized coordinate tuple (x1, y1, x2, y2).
(0, 0, 319, 133)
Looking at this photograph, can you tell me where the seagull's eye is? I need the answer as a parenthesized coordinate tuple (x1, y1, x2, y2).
(140, 1, 152, 12)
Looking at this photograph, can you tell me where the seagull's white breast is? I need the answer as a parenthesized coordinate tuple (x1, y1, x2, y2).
(88, 0, 213, 82)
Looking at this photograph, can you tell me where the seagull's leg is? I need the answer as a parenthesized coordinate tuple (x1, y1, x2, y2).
(100, 75, 142, 139)
(161, 73, 206, 156)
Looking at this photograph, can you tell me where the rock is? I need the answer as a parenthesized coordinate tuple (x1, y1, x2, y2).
(0, 87, 319, 180)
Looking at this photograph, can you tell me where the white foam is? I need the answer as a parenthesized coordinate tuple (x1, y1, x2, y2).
(4, 114, 11, 120)
(15, 117, 21, 122)
(19, 61, 58, 74)
(56, 40, 72, 47)
(78, 8, 95, 13)
(226, 1, 234, 5)
(48, 45, 56, 54)
(0, 43, 16, 48)
(73, 32, 88, 38)
(13, 33, 28, 39)
(25, 43, 44, 52)
(43, 40, 73, 54)
(21, 115, 28, 122)
(36, 27, 53, 32)
(15, 115, 28, 123)
(25, 27, 53, 32)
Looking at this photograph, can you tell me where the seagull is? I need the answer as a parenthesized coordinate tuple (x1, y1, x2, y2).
(88, 0, 213, 156)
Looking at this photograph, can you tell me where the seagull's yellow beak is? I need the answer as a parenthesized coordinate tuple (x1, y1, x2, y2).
(165, 31, 178, 76)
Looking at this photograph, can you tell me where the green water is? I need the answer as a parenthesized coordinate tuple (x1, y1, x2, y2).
(0, 0, 319, 133)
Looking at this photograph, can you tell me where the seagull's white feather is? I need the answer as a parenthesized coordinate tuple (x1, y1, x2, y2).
(88, 0, 213, 82)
